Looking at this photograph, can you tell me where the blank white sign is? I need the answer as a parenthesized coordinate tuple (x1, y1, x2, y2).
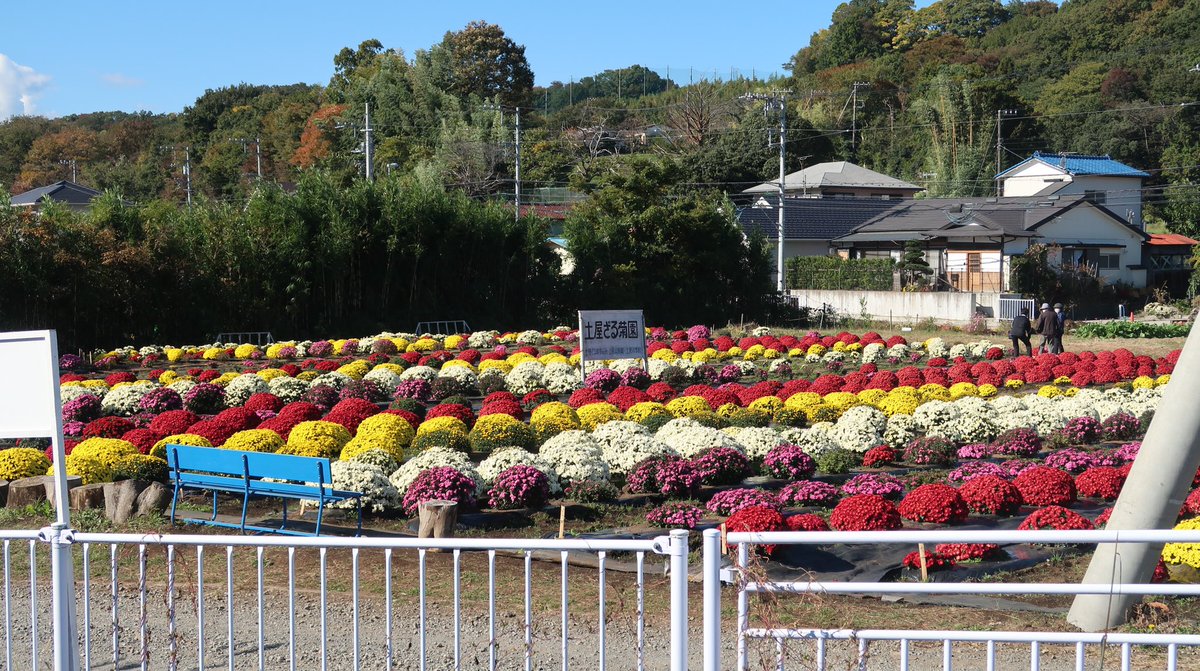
(0, 330, 60, 439)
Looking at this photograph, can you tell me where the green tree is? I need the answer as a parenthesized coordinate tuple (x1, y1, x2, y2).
(896, 240, 932, 287)
(432, 21, 534, 107)
(563, 157, 773, 325)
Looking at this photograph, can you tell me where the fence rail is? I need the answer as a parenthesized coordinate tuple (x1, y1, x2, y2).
(999, 296, 1036, 321)
(706, 528, 1200, 671)
(414, 320, 472, 335)
(214, 331, 275, 345)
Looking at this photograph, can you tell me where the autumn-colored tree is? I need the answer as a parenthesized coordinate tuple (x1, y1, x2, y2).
(292, 104, 348, 169)
(15, 127, 102, 191)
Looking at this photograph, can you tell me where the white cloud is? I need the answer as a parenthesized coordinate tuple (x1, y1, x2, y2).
(0, 53, 50, 120)
(101, 73, 144, 88)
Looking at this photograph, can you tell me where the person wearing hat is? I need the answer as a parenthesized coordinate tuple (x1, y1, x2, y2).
(1009, 307, 1034, 357)
(1052, 303, 1066, 353)
(1032, 302, 1057, 355)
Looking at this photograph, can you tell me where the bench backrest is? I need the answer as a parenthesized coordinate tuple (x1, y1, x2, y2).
(165, 444, 331, 486)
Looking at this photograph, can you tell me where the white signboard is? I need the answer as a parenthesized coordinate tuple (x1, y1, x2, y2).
(0, 330, 63, 439)
(578, 310, 646, 362)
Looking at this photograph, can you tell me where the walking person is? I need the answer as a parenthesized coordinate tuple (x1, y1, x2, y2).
(1009, 307, 1033, 357)
(1052, 303, 1066, 354)
(1033, 302, 1056, 355)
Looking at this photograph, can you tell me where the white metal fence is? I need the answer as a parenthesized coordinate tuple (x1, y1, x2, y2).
(704, 528, 1200, 671)
(10, 526, 1200, 670)
(4, 529, 688, 671)
(998, 296, 1037, 321)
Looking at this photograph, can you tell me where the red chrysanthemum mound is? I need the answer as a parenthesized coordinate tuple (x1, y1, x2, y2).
(784, 513, 830, 532)
(958, 475, 1023, 516)
(84, 416, 136, 439)
(324, 398, 383, 433)
(1074, 467, 1126, 501)
(277, 402, 325, 424)
(424, 403, 475, 428)
(862, 444, 898, 468)
(902, 550, 952, 571)
(1018, 505, 1094, 531)
(1013, 466, 1077, 506)
(148, 410, 200, 436)
(898, 484, 969, 524)
(1094, 507, 1113, 527)
(725, 505, 786, 555)
(1181, 489, 1200, 518)
(243, 393, 283, 414)
(120, 428, 163, 455)
(829, 494, 903, 531)
(935, 543, 1002, 562)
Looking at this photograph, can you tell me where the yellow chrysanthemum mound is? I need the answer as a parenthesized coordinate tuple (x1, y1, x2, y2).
(59, 453, 112, 485)
(70, 438, 139, 470)
(150, 434, 213, 460)
(223, 429, 285, 453)
(341, 413, 415, 462)
(467, 413, 533, 454)
(279, 421, 352, 459)
(576, 402, 623, 431)
(413, 416, 470, 452)
(0, 448, 51, 481)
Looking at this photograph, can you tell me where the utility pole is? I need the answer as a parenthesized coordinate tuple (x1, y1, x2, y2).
(851, 82, 868, 154)
(995, 109, 1018, 196)
(184, 146, 192, 206)
(231, 137, 264, 179)
(363, 102, 374, 181)
(59, 159, 77, 183)
(484, 103, 523, 220)
(740, 91, 791, 294)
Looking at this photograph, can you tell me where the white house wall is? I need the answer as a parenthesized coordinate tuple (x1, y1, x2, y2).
(1001, 162, 1143, 228)
(1027, 206, 1145, 286)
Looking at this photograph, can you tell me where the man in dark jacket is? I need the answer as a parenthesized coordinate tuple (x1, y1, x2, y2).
(1032, 303, 1056, 355)
(1052, 303, 1066, 353)
(1009, 308, 1033, 357)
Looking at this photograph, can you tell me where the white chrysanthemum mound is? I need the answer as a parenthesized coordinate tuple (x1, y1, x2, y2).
(655, 418, 744, 459)
(538, 430, 609, 484)
(101, 383, 157, 417)
(439, 365, 478, 388)
(312, 371, 352, 391)
(589, 421, 672, 475)
(784, 424, 839, 458)
(646, 358, 670, 380)
(861, 343, 885, 364)
(912, 400, 959, 438)
(942, 397, 1000, 444)
(883, 413, 919, 447)
(722, 427, 785, 460)
(61, 385, 104, 404)
(345, 448, 400, 475)
(399, 365, 438, 382)
(363, 367, 402, 394)
(328, 461, 400, 512)
(542, 363, 581, 395)
(467, 331, 499, 349)
(268, 376, 309, 403)
(224, 374, 269, 407)
(515, 330, 544, 346)
(478, 447, 562, 494)
(389, 447, 483, 497)
(830, 405, 887, 452)
(505, 361, 546, 395)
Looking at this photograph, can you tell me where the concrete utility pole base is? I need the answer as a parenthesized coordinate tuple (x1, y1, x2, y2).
(1067, 318, 1200, 631)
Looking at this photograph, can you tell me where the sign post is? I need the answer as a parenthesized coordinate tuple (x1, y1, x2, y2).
(0, 330, 79, 670)
(577, 310, 647, 380)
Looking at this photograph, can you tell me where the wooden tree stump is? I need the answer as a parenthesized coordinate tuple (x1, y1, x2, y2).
(7, 476, 50, 508)
(417, 500, 458, 542)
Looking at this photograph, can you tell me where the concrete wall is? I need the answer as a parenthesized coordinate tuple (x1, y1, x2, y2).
(790, 289, 1003, 323)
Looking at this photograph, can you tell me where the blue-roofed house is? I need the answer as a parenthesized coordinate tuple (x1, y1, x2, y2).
(9, 180, 102, 212)
(997, 152, 1150, 229)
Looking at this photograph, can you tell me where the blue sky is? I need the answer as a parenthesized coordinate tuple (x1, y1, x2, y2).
(0, 1, 952, 119)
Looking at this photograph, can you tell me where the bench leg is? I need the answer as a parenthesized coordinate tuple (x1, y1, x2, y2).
(356, 498, 363, 537)
(239, 493, 250, 534)
(210, 491, 219, 522)
(280, 498, 288, 531)
(170, 482, 181, 526)
(315, 498, 325, 536)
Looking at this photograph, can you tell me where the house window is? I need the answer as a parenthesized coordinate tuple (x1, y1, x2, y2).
(1097, 253, 1120, 270)
(1084, 190, 1107, 205)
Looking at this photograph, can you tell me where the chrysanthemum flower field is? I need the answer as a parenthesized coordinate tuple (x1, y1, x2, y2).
(33, 325, 1200, 578)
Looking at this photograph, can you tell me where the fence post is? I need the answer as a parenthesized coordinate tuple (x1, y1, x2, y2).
(41, 522, 80, 670)
(702, 529, 721, 671)
(668, 529, 689, 671)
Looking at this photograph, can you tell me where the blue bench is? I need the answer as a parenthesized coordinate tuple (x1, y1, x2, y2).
(165, 444, 362, 536)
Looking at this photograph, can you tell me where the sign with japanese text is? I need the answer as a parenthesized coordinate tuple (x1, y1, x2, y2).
(577, 310, 646, 362)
